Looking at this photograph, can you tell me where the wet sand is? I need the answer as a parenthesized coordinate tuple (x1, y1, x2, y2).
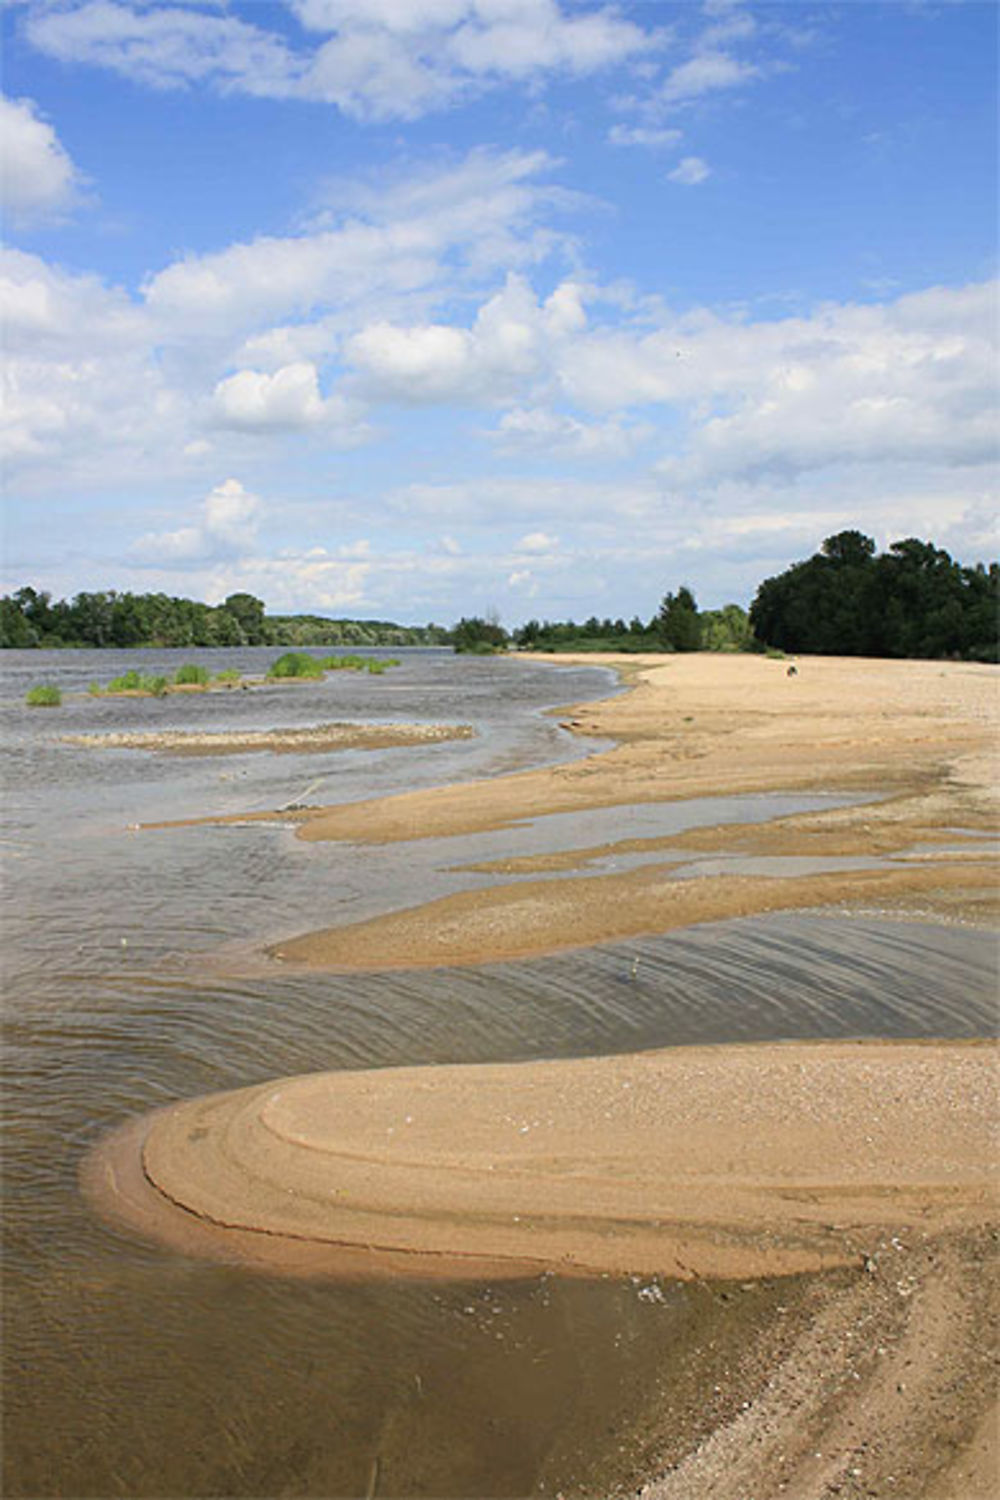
(90, 652, 999, 1499)
(87, 1040, 995, 1284)
(267, 652, 998, 966)
(62, 721, 474, 756)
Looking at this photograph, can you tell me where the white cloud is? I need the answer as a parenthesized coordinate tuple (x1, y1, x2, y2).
(1, 248, 181, 479)
(210, 361, 360, 435)
(668, 155, 711, 186)
(142, 148, 567, 344)
(348, 273, 586, 403)
(560, 280, 999, 482)
(608, 124, 683, 149)
(131, 478, 261, 563)
(515, 530, 558, 553)
(493, 405, 644, 457)
(0, 94, 84, 226)
(660, 50, 759, 106)
(25, 2, 303, 96)
(24, 0, 655, 122)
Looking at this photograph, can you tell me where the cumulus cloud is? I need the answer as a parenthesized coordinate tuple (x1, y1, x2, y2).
(668, 155, 711, 186)
(23, 0, 655, 122)
(142, 148, 566, 343)
(209, 361, 365, 438)
(561, 280, 999, 482)
(348, 273, 586, 403)
(131, 478, 261, 563)
(0, 94, 84, 225)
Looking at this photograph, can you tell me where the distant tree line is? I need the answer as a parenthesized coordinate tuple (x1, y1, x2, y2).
(0, 587, 449, 651)
(4, 532, 995, 660)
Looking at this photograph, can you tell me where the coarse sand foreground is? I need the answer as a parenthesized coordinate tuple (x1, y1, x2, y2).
(86, 1040, 996, 1285)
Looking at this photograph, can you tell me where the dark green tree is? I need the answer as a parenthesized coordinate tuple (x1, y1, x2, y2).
(657, 587, 701, 651)
(222, 592, 267, 645)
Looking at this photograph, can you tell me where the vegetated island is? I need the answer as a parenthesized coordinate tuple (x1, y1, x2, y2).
(85, 647, 999, 1499)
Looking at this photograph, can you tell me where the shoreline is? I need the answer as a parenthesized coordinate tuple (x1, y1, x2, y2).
(87, 652, 999, 1499)
(260, 652, 998, 966)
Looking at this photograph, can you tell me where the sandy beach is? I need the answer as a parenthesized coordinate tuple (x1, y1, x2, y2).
(90, 652, 998, 1499)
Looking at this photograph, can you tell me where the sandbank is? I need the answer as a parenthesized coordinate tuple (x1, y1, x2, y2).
(85, 1039, 996, 1284)
(258, 653, 998, 967)
(88, 652, 999, 1498)
(62, 721, 474, 757)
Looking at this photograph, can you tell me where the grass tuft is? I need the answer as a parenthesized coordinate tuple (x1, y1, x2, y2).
(174, 663, 211, 686)
(267, 651, 325, 680)
(26, 684, 62, 707)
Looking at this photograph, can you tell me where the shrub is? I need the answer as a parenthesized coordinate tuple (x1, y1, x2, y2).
(320, 654, 367, 671)
(105, 670, 168, 696)
(174, 663, 210, 686)
(267, 651, 325, 679)
(26, 684, 61, 707)
(214, 668, 242, 684)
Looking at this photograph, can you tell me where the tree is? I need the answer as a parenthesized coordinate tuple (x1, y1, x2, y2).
(750, 532, 997, 660)
(657, 587, 701, 651)
(222, 592, 266, 645)
(452, 615, 509, 653)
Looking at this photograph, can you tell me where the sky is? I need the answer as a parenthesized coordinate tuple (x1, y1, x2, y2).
(1, 0, 997, 627)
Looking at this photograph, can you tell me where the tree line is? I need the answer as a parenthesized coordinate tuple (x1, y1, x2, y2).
(3, 532, 996, 660)
(0, 588, 448, 651)
(456, 532, 997, 662)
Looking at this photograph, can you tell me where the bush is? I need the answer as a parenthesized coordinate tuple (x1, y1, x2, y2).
(174, 663, 210, 686)
(214, 668, 242, 684)
(105, 670, 169, 696)
(320, 654, 367, 671)
(26, 684, 61, 707)
(267, 651, 325, 679)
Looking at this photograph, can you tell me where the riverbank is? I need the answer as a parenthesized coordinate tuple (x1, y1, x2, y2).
(91, 652, 998, 1499)
(259, 652, 998, 966)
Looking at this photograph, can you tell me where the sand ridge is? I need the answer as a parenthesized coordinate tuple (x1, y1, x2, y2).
(86, 1039, 997, 1284)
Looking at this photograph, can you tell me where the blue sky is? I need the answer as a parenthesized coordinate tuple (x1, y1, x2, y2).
(2, 0, 997, 626)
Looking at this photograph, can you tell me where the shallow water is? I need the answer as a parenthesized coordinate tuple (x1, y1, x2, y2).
(2, 647, 996, 1498)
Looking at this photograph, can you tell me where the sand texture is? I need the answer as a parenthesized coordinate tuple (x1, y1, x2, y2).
(87, 653, 999, 1499)
(86, 1040, 996, 1283)
(63, 721, 474, 756)
(259, 653, 999, 967)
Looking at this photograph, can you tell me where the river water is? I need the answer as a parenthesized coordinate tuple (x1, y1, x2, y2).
(2, 647, 996, 1498)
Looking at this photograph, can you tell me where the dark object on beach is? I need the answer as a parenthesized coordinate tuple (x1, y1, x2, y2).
(787, 665, 798, 677)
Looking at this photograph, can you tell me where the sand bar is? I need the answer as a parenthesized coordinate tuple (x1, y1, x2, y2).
(85, 1039, 997, 1283)
(63, 721, 474, 756)
(256, 653, 998, 967)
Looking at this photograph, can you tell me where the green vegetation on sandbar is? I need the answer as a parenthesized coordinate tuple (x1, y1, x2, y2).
(267, 651, 326, 680)
(269, 651, 401, 679)
(25, 684, 62, 707)
(213, 668, 242, 684)
(320, 654, 400, 674)
(173, 663, 211, 686)
(97, 670, 169, 697)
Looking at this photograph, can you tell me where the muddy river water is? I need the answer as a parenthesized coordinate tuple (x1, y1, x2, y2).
(2, 647, 995, 1497)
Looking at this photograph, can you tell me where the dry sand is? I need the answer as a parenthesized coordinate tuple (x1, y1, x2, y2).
(90, 653, 999, 1499)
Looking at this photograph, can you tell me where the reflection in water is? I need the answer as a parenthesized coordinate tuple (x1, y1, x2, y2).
(2, 648, 996, 1497)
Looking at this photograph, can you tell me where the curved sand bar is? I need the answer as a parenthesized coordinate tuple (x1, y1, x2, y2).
(86, 1040, 996, 1282)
